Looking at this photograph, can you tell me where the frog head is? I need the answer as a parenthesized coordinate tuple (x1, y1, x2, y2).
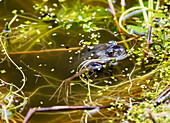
(95, 40, 125, 58)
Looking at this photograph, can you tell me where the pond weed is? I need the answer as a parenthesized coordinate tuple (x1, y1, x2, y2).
(0, 0, 169, 122)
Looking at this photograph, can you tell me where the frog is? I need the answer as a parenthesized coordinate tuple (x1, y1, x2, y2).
(50, 41, 128, 100)
(78, 41, 128, 72)
(64, 41, 128, 83)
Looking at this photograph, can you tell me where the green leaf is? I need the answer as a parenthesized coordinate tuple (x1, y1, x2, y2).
(154, 13, 166, 18)
(127, 25, 147, 33)
(94, 6, 107, 16)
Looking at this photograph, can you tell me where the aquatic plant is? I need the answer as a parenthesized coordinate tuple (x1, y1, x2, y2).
(0, 79, 27, 122)
(0, 0, 169, 123)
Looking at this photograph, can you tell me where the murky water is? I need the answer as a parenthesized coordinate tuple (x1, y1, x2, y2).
(0, 0, 140, 123)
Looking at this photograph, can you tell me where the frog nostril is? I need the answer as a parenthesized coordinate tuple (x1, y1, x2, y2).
(106, 40, 117, 47)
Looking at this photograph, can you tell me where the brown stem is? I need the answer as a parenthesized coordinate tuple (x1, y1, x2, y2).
(0, 35, 142, 56)
(64, 68, 91, 101)
(64, 68, 90, 82)
(145, 26, 152, 57)
(49, 68, 90, 101)
(108, 0, 122, 34)
(23, 105, 111, 123)
(0, 47, 81, 55)
(142, 26, 152, 69)
(117, 35, 144, 44)
(155, 87, 170, 105)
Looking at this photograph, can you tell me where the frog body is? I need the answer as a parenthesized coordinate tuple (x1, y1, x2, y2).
(78, 41, 128, 71)
(84, 41, 125, 59)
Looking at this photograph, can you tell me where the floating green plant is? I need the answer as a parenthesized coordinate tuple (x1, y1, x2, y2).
(0, 0, 169, 123)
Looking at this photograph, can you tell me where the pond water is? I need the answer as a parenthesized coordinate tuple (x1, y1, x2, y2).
(0, 0, 146, 123)
(0, 27, 134, 122)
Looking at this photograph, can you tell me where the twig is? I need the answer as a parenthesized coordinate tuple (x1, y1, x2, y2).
(108, 0, 130, 50)
(142, 26, 152, 69)
(155, 87, 170, 105)
(145, 26, 152, 57)
(0, 35, 142, 56)
(108, 0, 122, 34)
(49, 68, 90, 101)
(23, 105, 111, 123)
(49, 80, 65, 101)
(0, 47, 81, 55)
(64, 68, 90, 83)
(116, 34, 144, 44)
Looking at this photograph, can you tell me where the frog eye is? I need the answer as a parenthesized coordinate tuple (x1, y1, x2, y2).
(105, 48, 114, 56)
(112, 45, 125, 56)
(105, 45, 125, 57)
(112, 45, 123, 50)
(89, 63, 103, 70)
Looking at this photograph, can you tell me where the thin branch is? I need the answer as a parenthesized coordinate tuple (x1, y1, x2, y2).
(23, 105, 111, 123)
(108, 0, 122, 33)
(155, 87, 170, 105)
(145, 26, 152, 57)
(0, 35, 142, 56)
(0, 47, 81, 55)
(117, 35, 144, 44)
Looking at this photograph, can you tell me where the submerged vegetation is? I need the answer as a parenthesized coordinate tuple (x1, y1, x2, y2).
(0, 0, 170, 122)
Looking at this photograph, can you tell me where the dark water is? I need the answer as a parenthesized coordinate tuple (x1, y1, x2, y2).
(0, 0, 138, 123)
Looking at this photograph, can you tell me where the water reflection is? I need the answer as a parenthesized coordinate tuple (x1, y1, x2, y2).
(0, 27, 134, 123)
(0, 1, 138, 122)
